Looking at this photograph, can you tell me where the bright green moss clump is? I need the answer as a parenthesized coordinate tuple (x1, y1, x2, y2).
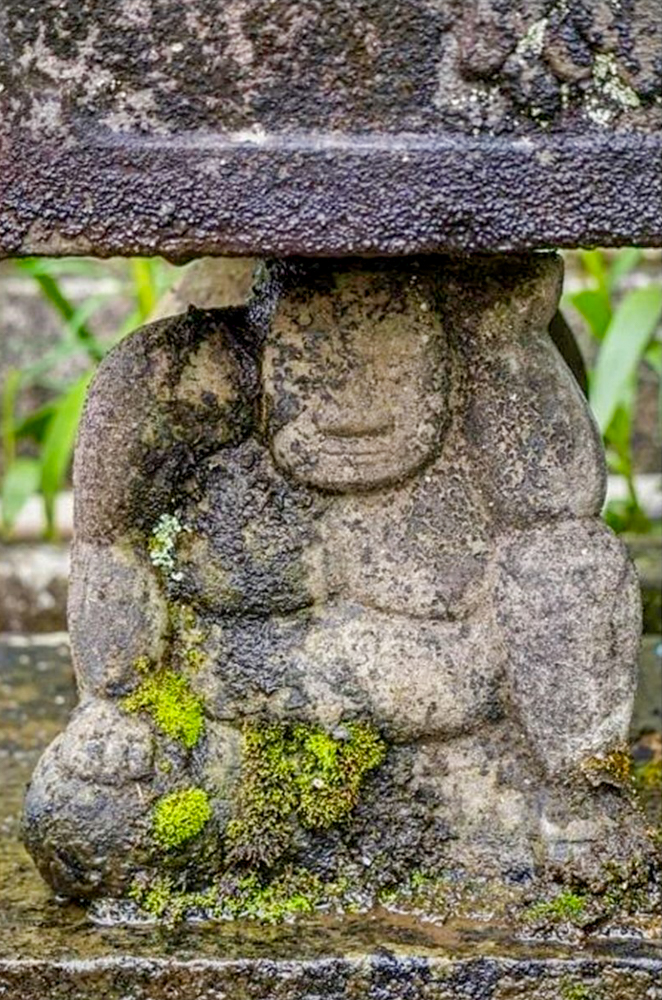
(561, 984, 591, 1000)
(122, 668, 204, 748)
(152, 788, 212, 849)
(526, 890, 586, 924)
(226, 721, 386, 865)
(130, 867, 330, 925)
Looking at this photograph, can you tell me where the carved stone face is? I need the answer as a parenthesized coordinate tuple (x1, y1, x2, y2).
(261, 270, 449, 492)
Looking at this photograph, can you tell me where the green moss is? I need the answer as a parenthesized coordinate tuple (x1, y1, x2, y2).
(122, 668, 204, 748)
(525, 891, 586, 924)
(152, 788, 212, 849)
(129, 874, 176, 919)
(410, 869, 433, 890)
(561, 983, 592, 1000)
(599, 857, 658, 916)
(130, 867, 334, 925)
(224, 868, 325, 923)
(129, 873, 217, 925)
(226, 721, 386, 866)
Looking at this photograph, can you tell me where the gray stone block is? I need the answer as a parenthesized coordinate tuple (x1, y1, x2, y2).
(1, 3, 660, 256)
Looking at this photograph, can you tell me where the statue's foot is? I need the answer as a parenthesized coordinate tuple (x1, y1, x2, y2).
(23, 700, 158, 897)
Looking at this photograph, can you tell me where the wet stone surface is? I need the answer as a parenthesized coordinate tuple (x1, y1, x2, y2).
(1, 639, 661, 1000)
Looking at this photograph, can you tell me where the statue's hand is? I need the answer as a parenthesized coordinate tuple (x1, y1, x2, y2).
(58, 699, 154, 785)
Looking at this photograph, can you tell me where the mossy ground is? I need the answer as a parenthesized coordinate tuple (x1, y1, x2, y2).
(127, 719, 387, 924)
(130, 866, 339, 926)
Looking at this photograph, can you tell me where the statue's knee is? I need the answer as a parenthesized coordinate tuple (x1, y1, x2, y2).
(496, 518, 640, 633)
(22, 703, 235, 899)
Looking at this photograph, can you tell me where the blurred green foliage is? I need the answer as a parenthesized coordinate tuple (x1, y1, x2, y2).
(1, 250, 660, 539)
(563, 249, 662, 534)
(1, 258, 177, 538)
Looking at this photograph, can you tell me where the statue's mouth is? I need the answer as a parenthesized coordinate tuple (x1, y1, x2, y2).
(320, 438, 390, 458)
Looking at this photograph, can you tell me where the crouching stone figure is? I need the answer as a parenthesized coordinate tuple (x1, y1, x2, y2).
(24, 255, 644, 901)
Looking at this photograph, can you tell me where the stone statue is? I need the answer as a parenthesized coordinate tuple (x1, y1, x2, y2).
(23, 255, 646, 913)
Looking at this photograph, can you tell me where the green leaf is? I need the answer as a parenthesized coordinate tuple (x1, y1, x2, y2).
(567, 288, 611, 340)
(13, 402, 58, 443)
(604, 395, 633, 466)
(17, 264, 105, 363)
(579, 250, 609, 294)
(132, 259, 159, 321)
(608, 248, 642, 288)
(644, 340, 662, 376)
(40, 373, 92, 536)
(1, 368, 21, 468)
(589, 285, 662, 433)
(1, 457, 41, 535)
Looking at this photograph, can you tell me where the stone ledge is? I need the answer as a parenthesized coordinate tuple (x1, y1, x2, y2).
(1, 949, 661, 1000)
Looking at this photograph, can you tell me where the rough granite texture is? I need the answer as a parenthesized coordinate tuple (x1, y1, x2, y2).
(22, 254, 655, 920)
(1, 2, 660, 255)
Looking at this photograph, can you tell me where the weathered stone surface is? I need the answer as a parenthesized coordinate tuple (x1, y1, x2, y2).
(1, 2, 660, 256)
(2, 639, 661, 1000)
(21, 254, 657, 920)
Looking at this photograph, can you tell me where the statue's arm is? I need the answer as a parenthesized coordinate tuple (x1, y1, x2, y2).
(69, 307, 256, 697)
(494, 519, 640, 776)
(451, 253, 605, 526)
(450, 255, 639, 775)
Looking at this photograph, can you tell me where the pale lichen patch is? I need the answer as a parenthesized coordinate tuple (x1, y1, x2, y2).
(515, 18, 548, 59)
(149, 513, 186, 579)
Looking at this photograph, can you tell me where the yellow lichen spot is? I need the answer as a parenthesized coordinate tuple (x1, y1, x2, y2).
(582, 747, 633, 787)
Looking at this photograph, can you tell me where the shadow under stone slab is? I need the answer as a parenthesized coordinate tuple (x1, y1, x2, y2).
(0, 637, 660, 999)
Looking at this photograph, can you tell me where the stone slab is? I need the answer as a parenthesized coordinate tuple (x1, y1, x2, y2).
(1, 1, 661, 257)
(1, 637, 660, 999)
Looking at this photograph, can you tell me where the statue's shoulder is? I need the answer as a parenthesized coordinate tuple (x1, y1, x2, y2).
(75, 307, 260, 543)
